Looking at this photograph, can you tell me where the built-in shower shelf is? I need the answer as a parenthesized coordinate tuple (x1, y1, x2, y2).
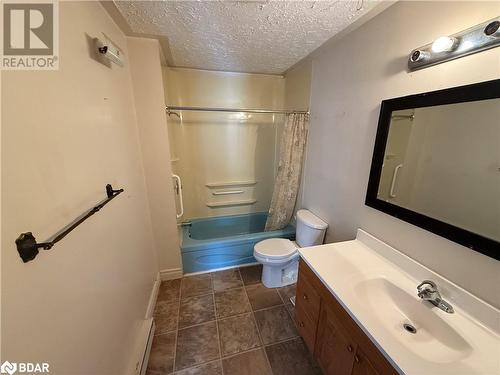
(212, 190, 244, 196)
(206, 180, 257, 188)
(206, 199, 257, 208)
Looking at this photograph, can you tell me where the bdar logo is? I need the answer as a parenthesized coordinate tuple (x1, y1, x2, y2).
(0, 361, 17, 375)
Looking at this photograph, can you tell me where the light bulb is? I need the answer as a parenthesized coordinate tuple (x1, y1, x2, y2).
(431, 36, 458, 53)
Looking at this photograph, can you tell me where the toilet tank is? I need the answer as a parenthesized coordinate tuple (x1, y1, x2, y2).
(295, 209, 328, 247)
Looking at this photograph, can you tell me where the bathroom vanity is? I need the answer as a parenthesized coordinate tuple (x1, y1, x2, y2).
(295, 230, 499, 375)
(296, 258, 398, 375)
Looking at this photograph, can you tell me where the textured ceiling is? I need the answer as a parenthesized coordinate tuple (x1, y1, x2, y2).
(115, 1, 378, 74)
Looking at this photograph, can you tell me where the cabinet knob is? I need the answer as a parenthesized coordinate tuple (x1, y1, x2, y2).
(303, 294, 308, 301)
(347, 345, 353, 352)
(354, 355, 360, 363)
(299, 321, 305, 327)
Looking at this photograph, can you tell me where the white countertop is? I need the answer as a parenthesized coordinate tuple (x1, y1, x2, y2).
(299, 229, 500, 375)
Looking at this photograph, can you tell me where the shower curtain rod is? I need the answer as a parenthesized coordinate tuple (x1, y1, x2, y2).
(165, 105, 309, 117)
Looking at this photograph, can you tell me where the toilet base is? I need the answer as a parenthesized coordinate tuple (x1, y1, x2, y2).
(261, 259, 299, 288)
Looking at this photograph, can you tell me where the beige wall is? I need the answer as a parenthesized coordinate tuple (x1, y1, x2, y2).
(2, 2, 159, 373)
(164, 68, 285, 219)
(127, 38, 182, 273)
(283, 61, 313, 215)
(284, 61, 312, 111)
(303, 1, 500, 307)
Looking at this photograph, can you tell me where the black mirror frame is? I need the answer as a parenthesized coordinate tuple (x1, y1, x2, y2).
(366, 79, 500, 261)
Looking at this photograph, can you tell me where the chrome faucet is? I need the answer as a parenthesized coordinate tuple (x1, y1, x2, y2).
(417, 280, 454, 313)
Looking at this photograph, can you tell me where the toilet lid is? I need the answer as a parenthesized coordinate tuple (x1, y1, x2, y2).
(254, 238, 297, 259)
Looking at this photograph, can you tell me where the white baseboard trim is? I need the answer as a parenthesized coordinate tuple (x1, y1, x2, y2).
(159, 268, 183, 281)
(183, 262, 259, 277)
(145, 273, 161, 320)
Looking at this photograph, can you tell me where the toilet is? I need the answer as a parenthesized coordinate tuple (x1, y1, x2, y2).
(254, 209, 328, 288)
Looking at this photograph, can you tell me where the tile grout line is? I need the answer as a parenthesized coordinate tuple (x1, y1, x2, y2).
(172, 278, 182, 373)
(252, 302, 285, 314)
(219, 346, 262, 360)
(264, 333, 301, 348)
(171, 290, 285, 335)
(239, 268, 275, 375)
(173, 301, 285, 333)
(171, 269, 298, 374)
(173, 330, 304, 373)
(174, 359, 221, 374)
(156, 275, 297, 374)
(276, 285, 297, 324)
(174, 275, 219, 374)
(211, 273, 224, 375)
(276, 287, 285, 304)
(177, 318, 218, 331)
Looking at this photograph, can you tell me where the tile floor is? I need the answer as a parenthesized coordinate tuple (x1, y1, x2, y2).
(147, 264, 321, 375)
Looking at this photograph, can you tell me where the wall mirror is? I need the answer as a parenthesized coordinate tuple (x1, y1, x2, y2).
(366, 79, 500, 260)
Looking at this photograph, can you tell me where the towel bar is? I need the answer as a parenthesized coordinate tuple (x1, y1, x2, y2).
(15, 184, 124, 263)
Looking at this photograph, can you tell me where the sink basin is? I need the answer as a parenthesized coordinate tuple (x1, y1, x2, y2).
(354, 277, 473, 364)
(299, 229, 500, 375)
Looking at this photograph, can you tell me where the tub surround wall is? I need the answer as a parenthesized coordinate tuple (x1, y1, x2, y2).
(303, 0, 500, 307)
(1, 2, 163, 373)
(164, 68, 285, 220)
(127, 37, 182, 274)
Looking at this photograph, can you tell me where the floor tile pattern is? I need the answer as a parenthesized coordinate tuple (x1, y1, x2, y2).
(178, 294, 215, 328)
(146, 264, 320, 374)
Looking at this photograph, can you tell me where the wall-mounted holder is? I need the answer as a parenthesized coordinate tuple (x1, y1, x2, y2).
(15, 184, 124, 263)
(408, 17, 500, 71)
(94, 36, 124, 67)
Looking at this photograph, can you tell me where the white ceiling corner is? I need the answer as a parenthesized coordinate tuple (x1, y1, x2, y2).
(115, 0, 379, 74)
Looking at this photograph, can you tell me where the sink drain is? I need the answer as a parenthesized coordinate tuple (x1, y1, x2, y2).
(403, 323, 417, 334)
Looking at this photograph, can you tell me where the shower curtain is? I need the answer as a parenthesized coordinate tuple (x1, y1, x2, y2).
(265, 113, 309, 231)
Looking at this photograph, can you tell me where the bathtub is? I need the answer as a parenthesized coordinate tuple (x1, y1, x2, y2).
(181, 212, 295, 274)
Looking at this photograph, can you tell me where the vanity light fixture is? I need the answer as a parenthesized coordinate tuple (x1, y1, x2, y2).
(408, 17, 500, 71)
(431, 36, 458, 53)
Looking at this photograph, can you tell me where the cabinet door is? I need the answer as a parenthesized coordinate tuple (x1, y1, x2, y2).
(315, 303, 355, 375)
(295, 301, 317, 353)
(351, 348, 384, 375)
(296, 266, 321, 322)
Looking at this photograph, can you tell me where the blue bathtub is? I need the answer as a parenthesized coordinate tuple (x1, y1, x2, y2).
(181, 212, 295, 274)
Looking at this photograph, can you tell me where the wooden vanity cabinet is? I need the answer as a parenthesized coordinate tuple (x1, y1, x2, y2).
(315, 302, 356, 375)
(295, 260, 398, 375)
(351, 347, 385, 375)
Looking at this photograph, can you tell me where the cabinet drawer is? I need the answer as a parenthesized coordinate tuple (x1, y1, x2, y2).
(295, 301, 318, 353)
(296, 269, 321, 323)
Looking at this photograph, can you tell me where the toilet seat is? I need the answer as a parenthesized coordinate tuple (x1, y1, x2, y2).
(254, 238, 297, 260)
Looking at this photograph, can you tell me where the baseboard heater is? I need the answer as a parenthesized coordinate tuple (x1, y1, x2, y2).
(137, 320, 155, 375)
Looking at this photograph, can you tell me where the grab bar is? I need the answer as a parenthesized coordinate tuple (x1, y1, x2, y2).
(212, 190, 244, 196)
(205, 180, 257, 188)
(172, 174, 184, 219)
(389, 164, 403, 198)
(15, 184, 124, 263)
(206, 199, 257, 208)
